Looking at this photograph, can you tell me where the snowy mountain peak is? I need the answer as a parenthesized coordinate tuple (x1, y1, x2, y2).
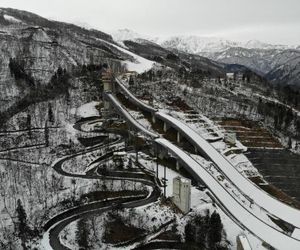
(243, 39, 290, 50)
(158, 35, 241, 53)
(110, 29, 298, 54)
(109, 29, 242, 53)
(110, 28, 154, 46)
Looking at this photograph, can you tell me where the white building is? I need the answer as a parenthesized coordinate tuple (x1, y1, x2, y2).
(237, 234, 252, 250)
(172, 176, 191, 213)
(226, 72, 235, 80)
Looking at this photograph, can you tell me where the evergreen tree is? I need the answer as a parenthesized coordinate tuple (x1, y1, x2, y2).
(184, 213, 209, 249)
(45, 121, 49, 147)
(26, 114, 32, 139)
(65, 89, 71, 105)
(77, 219, 89, 249)
(184, 221, 194, 243)
(208, 211, 223, 248)
(16, 199, 29, 249)
(129, 75, 134, 86)
(48, 103, 54, 123)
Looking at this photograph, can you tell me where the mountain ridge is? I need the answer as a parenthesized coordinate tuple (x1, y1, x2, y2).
(109, 29, 300, 87)
(109, 28, 298, 53)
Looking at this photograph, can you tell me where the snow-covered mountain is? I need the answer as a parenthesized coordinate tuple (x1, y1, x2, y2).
(266, 53, 300, 87)
(159, 36, 297, 53)
(110, 29, 296, 52)
(201, 47, 283, 74)
(110, 29, 240, 53)
(110, 28, 155, 46)
(158, 35, 241, 54)
(243, 40, 290, 50)
(109, 29, 300, 87)
(0, 8, 157, 118)
(204, 48, 300, 86)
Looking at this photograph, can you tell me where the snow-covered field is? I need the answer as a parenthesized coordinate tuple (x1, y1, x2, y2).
(70, 101, 100, 118)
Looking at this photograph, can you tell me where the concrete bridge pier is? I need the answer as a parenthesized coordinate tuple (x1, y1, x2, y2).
(176, 160, 180, 171)
(127, 128, 133, 143)
(102, 68, 114, 114)
(194, 146, 198, 154)
(152, 113, 156, 124)
(163, 122, 170, 133)
(177, 132, 181, 143)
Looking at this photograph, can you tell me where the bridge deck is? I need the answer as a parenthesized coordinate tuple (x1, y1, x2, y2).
(105, 93, 158, 139)
(156, 111, 300, 229)
(115, 77, 157, 113)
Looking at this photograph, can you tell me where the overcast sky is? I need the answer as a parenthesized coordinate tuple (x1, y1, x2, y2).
(1, 0, 300, 45)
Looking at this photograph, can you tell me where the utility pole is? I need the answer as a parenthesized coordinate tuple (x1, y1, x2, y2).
(163, 164, 167, 197)
(135, 130, 138, 163)
(106, 132, 110, 168)
(155, 143, 159, 178)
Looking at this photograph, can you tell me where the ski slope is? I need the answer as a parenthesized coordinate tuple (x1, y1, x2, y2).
(106, 84, 300, 248)
(155, 138, 300, 250)
(96, 38, 155, 73)
(156, 111, 300, 229)
(105, 93, 158, 139)
(115, 77, 157, 113)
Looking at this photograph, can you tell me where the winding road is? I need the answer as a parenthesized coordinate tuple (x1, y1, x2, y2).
(110, 77, 300, 249)
(43, 118, 161, 250)
(42, 76, 300, 249)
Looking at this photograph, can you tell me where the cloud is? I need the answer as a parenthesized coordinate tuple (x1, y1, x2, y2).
(1, 0, 299, 45)
(203, 23, 300, 45)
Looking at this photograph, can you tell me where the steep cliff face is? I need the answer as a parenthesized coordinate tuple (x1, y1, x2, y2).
(201, 48, 300, 88)
(266, 55, 300, 87)
(200, 47, 278, 74)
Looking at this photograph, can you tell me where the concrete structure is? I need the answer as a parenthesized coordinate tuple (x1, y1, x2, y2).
(105, 93, 158, 138)
(113, 151, 126, 168)
(113, 151, 127, 159)
(226, 72, 235, 80)
(115, 77, 158, 124)
(224, 132, 236, 145)
(102, 68, 113, 111)
(172, 176, 191, 213)
(237, 234, 252, 250)
(163, 121, 169, 132)
(105, 78, 300, 249)
(176, 131, 181, 143)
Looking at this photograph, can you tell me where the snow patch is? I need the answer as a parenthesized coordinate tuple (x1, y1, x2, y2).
(70, 101, 99, 118)
(96, 38, 156, 73)
(3, 14, 22, 24)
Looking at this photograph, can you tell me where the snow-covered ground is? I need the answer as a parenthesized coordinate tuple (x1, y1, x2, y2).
(156, 111, 300, 230)
(113, 78, 300, 249)
(136, 151, 263, 249)
(3, 14, 23, 23)
(97, 38, 156, 73)
(156, 138, 300, 249)
(106, 93, 158, 138)
(0, 74, 106, 249)
(70, 101, 100, 118)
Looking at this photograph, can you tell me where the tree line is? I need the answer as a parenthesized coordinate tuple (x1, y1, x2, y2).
(185, 210, 228, 250)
